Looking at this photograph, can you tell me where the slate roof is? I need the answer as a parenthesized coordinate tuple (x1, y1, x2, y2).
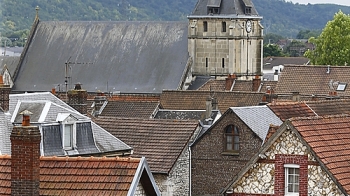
(230, 106, 283, 141)
(0, 92, 132, 156)
(0, 56, 19, 77)
(13, 21, 189, 93)
(187, 76, 213, 90)
(275, 65, 350, 96)
(198, 79, 277, 93)
(0, 155, 160, 195)
(267, 102, 317, 121)
(190, 0, 260, 17)
(290, 115, 350, 194)
(100, 101, 159, 118)
(263, 57, 309, 70)
(160, 90, 265, 112)
(93, 117, 198, 174)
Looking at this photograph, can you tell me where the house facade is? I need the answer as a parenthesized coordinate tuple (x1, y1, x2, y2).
(190, 106, 282, 195)
(223, 116, 350, 195)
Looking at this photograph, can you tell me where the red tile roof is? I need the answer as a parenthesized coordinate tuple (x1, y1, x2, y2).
(276, 65, 350, 96)
(267, 102, 316, 121)
(93, 117, 198, 174)
(305, 99, 350, 116)
(198, 79, 277, 93)
(0, 155, 149, 195)
(291, 115, 350, 193)
(160, 90, 264, 112)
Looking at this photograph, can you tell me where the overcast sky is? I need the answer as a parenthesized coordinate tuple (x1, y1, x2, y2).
(289, 0, 350, 6)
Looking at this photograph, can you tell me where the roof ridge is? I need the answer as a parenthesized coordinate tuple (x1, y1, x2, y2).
(289, 114, 349, 121)
(39, 156, 141, 162)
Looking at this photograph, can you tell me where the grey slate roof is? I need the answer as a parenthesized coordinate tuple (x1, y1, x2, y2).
(1, 92, 132, 156)
(13, 21, 189, 93)
(154, 109, 220, 121)
(0, 56, 19, 77)
(230, 105, 283, 141)
(190, 0, 260, 17)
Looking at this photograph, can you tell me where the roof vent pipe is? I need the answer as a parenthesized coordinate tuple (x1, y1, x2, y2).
(326, 65, 330, 74)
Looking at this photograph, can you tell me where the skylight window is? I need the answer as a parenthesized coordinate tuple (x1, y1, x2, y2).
(337, 83, 347, 91)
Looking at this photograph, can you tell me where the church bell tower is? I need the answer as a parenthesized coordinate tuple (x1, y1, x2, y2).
(188, 0, 263, 79)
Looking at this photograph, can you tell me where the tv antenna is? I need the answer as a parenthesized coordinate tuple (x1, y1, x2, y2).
(64, 56, 93, 93)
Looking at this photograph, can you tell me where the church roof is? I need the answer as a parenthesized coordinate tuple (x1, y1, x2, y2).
(13, 21, 189, 93)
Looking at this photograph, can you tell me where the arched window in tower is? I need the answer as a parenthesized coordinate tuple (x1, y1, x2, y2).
(225, 125, 239, 152)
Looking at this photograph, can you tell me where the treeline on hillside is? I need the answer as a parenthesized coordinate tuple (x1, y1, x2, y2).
(1, 0, 350, 46)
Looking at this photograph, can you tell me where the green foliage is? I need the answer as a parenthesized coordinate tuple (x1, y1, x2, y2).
(263, 44, 285, 57)
(286, 40, 306, 57)
(305, 11, 350, 65)
(296, 30, 321, 39)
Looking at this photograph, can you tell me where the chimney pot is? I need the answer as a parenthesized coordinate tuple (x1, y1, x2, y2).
(20, 110, 33, 126)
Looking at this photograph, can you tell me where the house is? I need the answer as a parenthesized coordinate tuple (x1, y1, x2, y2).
(0, 82, 132, 156)
(0, 121, 160, 196)
(222, 115, 350, 195)
(93, 117, 199, 196)
(190, 105, 282, 195)
(275, 65, 350, 100)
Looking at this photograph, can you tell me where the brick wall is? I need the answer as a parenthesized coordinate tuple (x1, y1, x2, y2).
(68, 89, 88, 115)
(10, 125, 41, 196)
(0, 84, 10, 111)
(191, 111, 262, 195)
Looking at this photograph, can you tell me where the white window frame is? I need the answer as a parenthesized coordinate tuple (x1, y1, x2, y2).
(63, 123, 74, 150)
(284, 164, 300, 196)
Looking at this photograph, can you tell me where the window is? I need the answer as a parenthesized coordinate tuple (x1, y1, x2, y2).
(285, 164, 300, 195)
(203, 21, 208, 32)
(222, 22, 226, 32)
(245, 7, 252, 15)
(206, 58, 208, 68)
(222, 58, 225, 68)
(208, 7, 219, 14)
(225, 125, 239, 151)
(63, 124, 73, 149)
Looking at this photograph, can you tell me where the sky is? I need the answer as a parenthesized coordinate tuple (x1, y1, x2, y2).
(289, 0, 350, 6)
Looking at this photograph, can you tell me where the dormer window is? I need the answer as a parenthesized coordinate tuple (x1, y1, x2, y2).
(208, 7, 219, 14)
(57, 113, 78, 151)
(225, 125, 239, 152)
(245, 7, 252, 15)
(207, 0, 221, 15)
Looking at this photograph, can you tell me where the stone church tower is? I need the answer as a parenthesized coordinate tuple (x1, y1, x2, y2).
(188, 0, 263, 79)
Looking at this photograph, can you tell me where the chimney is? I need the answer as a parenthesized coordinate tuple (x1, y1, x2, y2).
(292, 92, 300, 102)
(10, 111, 41, 196)
(205, 96, 212, 119)
(225, 74, 236, 91)
(252, 75, 261, 91)
(93, 91, 107, 117)
(0, 75, 11, 112)
(68, 83, 88, 115)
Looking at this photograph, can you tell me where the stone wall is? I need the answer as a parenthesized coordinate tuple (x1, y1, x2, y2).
(232, 130, 345, 196)
(191, 111, 263, 195)
(135, 183, 146, 196)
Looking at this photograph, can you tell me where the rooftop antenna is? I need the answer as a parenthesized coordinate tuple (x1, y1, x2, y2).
(64, 56, 93, 95)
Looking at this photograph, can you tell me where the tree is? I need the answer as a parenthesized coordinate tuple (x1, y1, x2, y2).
(296, 30, 320, 39)
(263, 44, 285, 57)
(305, 11, 350, 65)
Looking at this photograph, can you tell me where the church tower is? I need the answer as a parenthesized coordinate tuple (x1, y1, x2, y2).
(188, 0, 263, 79)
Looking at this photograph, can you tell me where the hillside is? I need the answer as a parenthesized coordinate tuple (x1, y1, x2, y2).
(1, 0, 350, 39)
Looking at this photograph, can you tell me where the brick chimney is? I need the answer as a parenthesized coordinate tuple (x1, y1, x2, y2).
(225, 74, 236, 91)
(0, 75, 11, 112)
(68, 83, 88, 115)
(252, 75, 261, 91)
(10, 110, 41, 196)
(205, 96, 212, 119)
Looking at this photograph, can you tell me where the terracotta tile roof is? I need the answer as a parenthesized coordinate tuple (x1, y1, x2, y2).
(0, 155, 149, 195)
(305, 99, 350, 116)
(267, 102, 316, 121)
(160, 90, 265, 112)
(198, 79, 226, 91)
(275, 65, 350, 96)
(290, 115, 350, 193)
(100, 101, 159, 118)
(108, 94, 160, 102)
(93, 117, 198, 174)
